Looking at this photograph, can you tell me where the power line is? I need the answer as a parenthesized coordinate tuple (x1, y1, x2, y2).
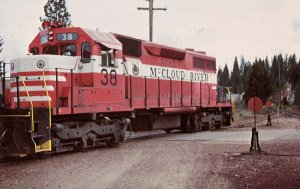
(137, 0, 167, 42)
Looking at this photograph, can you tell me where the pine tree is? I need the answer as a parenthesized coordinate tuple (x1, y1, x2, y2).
(40, 0, 71, 27)
(222, 64, 230, 87)
(241, 61, 252, 96)
(270, 55, 279, 91)
(277, 54, 285, 87)
(264, 56, 270, 77)
(217, 67, 223, 86)
(287, 54, 298, 90)
(0, 36, 4, 76)
(239, 56, 246, 93)
(231, 57, 241, 94)
(294, 59, 300, 105)
(244, 59, 271, 103)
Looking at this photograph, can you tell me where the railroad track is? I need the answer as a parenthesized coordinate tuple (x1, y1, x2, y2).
(224, 113, 275, 129)
(281, 110, 300, 119)
(226, 109, 300, 130)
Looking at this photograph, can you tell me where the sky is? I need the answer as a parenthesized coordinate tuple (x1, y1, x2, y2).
(0, 0, 300, 70)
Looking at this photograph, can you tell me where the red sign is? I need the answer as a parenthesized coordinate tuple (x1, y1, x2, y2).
(265, 100, 272, 108)
(248, 96, 263, 113)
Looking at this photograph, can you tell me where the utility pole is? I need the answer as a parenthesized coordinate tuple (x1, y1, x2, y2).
(137, 0, 167, 42)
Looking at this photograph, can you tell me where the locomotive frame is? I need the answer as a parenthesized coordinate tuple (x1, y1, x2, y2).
(0, 22, 233, 157)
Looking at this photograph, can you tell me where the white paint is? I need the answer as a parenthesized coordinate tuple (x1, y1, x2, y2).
(125, 57, 217, 83)
(12, 54, 216, 84)
(14, 96, 51, 102)
(11, 86, 54, 93)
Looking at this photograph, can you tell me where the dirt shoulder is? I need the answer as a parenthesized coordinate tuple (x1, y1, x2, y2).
(0, 115, 299, 189)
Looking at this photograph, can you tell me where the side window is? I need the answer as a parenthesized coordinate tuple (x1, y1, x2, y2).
(101, 49, 115, 67)
(101, 51, 108, 66)
(81, 42, 91, 63)
(30, 47, 39, 55)
(61, 45, 77, 56)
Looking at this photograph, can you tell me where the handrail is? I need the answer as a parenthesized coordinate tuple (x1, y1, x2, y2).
(19, 76, 35, 132)
(42, 70, 52, 130)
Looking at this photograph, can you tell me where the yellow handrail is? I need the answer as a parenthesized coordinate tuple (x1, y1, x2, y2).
(19, 76, 35, 132)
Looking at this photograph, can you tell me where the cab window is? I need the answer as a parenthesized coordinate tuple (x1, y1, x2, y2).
(81, 42, 91, 63)
(43, 46, 58, 55)
(81, 42, 91, 59)
(61, 45, 77, 56)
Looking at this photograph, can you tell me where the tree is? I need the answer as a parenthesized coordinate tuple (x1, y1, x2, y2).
(264, 56, 270, 77)
(40, 0, 71, 27)
(241, 61, 252, 96)
(0, 36, 4, 76)
(290, 59, 300, 105)
(217, 67, 223, 86)
(244, 59, 271, 103)
(287, 54, 298, 90)
(230, 56, 241, 94)
(270, 55, 279, 91)
(221, 64, 230, 87)
(239, 56, 246, 93)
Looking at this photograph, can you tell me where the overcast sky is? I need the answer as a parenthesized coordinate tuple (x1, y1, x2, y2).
(0, 0, 300, 70)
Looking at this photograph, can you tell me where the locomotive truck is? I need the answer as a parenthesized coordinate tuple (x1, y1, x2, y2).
(0, 21, 233, 157)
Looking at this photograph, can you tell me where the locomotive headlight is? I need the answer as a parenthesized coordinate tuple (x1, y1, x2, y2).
(37, 60, 45, 69)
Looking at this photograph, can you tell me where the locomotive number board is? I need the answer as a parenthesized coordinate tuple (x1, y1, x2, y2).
(56, 33, 78, 41)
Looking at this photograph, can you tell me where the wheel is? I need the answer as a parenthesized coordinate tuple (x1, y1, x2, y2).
(215, 121, 222, 129)
(184, 115, 195, 133)
(193, 114, 203, 131)
(164, 129, 172, 133)
(76, 136, 88, 152)
(75, 142, 86, 152)
(107, 135, 119, 147)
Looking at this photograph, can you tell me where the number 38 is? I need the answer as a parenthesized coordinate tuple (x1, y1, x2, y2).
(101, 69, 117, 86)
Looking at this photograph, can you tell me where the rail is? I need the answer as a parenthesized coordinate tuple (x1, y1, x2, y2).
(42, 66, 75, 115)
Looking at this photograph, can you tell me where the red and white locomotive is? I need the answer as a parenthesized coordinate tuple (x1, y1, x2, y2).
(0, 22, 233, 156)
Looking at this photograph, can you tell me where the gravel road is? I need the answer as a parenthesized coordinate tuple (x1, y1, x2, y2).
(0, 115, 299, 189)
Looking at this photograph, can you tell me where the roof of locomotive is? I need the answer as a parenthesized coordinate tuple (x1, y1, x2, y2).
(113, 33, 216, 61)
(29, 27, 122, 51)
(28, 25, 215, 62)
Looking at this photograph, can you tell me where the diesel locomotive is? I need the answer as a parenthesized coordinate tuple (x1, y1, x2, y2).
(0, 21, 233, 157)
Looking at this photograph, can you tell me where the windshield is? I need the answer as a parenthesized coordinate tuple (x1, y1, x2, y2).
(61, 45, 77, 56)
(43, 46, 58, 55)
(41, 45, 77, 56)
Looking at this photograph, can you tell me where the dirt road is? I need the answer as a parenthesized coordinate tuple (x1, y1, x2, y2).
(0, 116, 299, 189)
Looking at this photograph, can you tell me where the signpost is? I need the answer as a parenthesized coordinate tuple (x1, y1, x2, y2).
(248, 96, 262, 153)
(265, 100, 272, 126)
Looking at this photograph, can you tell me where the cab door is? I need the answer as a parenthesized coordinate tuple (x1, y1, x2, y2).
(78, 42, 93, 87)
